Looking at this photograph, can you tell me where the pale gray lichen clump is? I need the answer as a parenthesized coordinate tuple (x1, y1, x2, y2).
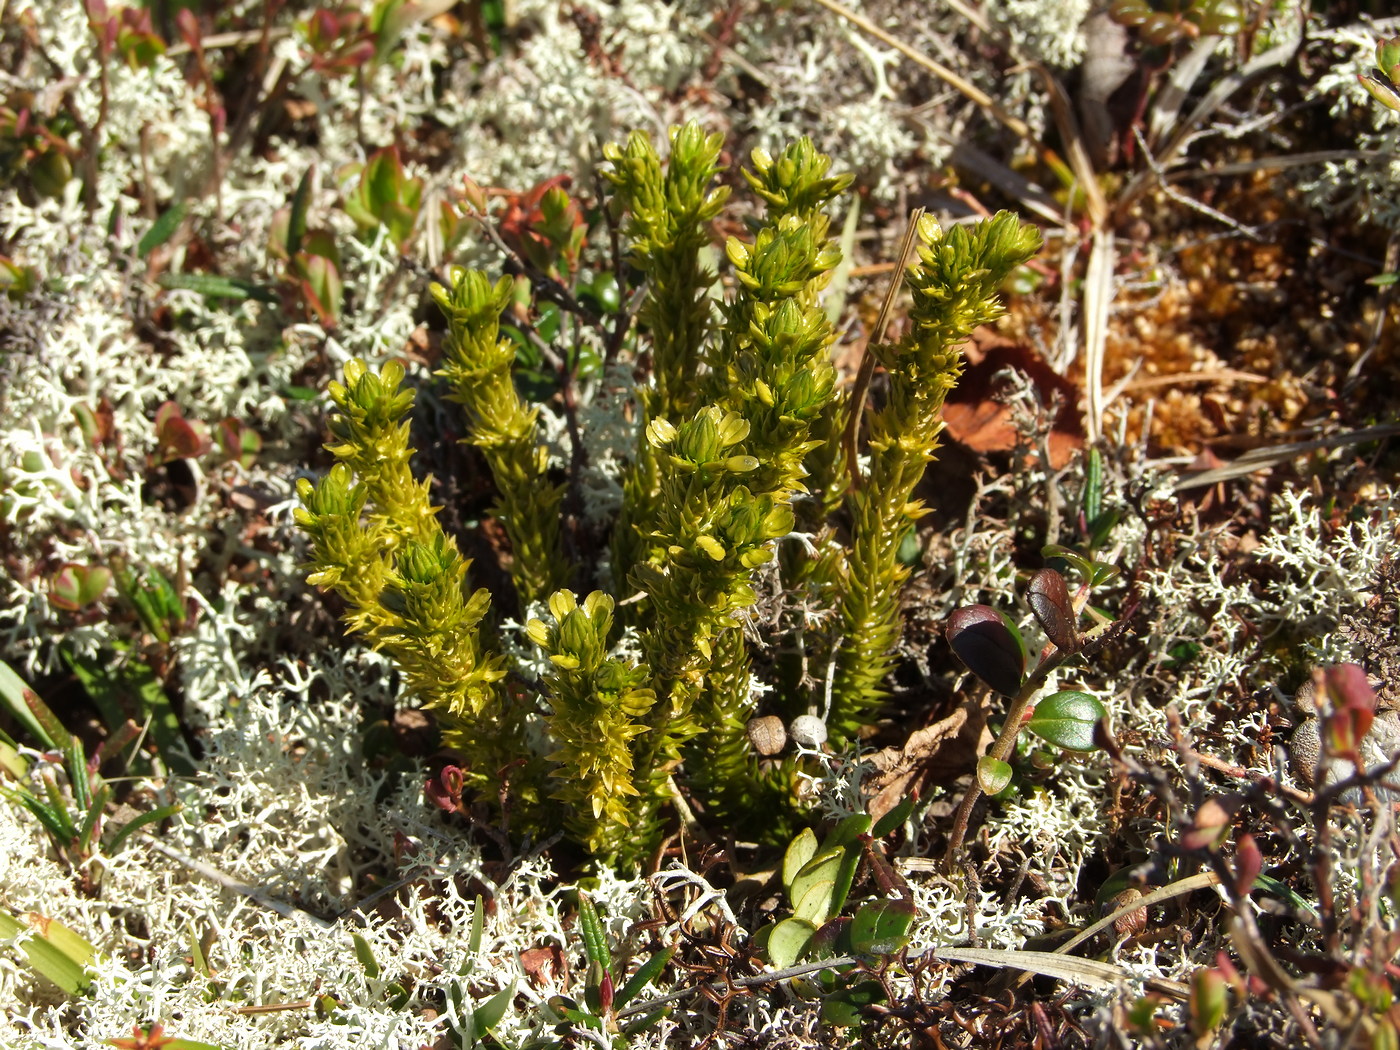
(1302, 22, 1400, 227)
(3, 0, 1399, 1043)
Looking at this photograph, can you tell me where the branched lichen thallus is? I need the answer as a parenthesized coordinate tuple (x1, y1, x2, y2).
(295, 121, 1042, 866)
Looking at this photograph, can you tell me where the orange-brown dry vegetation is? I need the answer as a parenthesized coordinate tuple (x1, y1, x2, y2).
(1002, 170, 1400, 457)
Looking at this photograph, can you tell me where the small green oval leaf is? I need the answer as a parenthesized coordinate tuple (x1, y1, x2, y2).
(793, 878, 837, 927)
(767, 918, 816, 970)
(976, 755, 1013, 796)
(1026, 690, 1107, 752)
(782, 828, 818, 891)
(850, 899, 914, 956)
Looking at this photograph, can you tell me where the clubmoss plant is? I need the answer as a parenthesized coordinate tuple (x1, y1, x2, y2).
(293, 361, 531, 809)
(297, 122, 1041, 865)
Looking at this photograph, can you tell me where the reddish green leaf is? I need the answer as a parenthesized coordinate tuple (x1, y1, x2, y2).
(1026, 568, 1078, 651)
(49, 564, 112, 611)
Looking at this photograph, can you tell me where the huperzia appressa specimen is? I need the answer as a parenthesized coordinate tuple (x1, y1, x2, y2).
(297, 123, 1040, 865)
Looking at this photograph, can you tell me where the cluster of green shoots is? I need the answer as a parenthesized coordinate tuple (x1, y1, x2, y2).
(295, 122, 1042, 866)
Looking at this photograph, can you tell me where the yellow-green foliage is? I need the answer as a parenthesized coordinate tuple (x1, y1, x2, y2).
(831, 213, 1044, 739)
(293, 361, 520, 799)
(297, 123, 1041, 865)
(433, 269, 570, 608)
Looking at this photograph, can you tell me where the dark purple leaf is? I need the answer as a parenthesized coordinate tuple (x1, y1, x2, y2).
(946, 605, 1025, 697)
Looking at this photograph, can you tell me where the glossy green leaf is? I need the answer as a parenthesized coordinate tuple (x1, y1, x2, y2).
(106, 803, 183, 853)
(0, 660, 63, 749)
(820, 979, 885, 1026)
(789, 847, 843, 912)
(819, 813, 870, 853)
(871, 794, 916, 840)
(766, 917, 816, 970)
(76, 781, 109, 852)
(782, 827, 818, 890)
(352, 932, 380, 979)
(475, 978, 515, 1031)
(820, 995, 863, 1027)
(1026, 690, 1107, 752)
(158, 272, 278, 302)
(0, 908, 96, 995)
(288, 168, 313, 259)
(849, 898, 914, 956)
(294, 251, 343, 324)
(64, 647, 194, 776)
(615, 946, 673, 1010)
(829, 847, 861, 917)
(0, 739, 26, 779)
(577, 893, 609, 968)
(137, 200, 188, 258)
(976, 755, 1013, 796)
(49, 564, 112, 611)
(1082, 448, 1103, 524)
(793, 878, 837, 927)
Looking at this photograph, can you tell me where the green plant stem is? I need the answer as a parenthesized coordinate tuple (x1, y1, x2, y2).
(830, 213, 1041, 742)
(432, 269, 570, 608)
(944, 647, 1069, 866)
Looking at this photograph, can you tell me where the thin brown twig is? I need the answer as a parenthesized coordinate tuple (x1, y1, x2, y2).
(1186, 747, 1314, 806)
(944, 643, 1072, 866)
(904, 0, 1106, 226)
(841, 207, 924, 490)
(809, 0, 1031, 141)
(1121, 368, 1267, 392)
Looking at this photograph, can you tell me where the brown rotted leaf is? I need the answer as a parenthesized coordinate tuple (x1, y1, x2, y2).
(863, 706, 981, 823)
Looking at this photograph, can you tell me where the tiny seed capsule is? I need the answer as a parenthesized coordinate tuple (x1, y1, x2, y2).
(746, 715, 787, 756)
(790, 714, 828, 749)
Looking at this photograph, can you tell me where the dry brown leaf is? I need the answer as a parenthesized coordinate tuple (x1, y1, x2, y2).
(520, 944, 567, 988)
(943, 330, 1083, 469)
(863, 704, 983, 823)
